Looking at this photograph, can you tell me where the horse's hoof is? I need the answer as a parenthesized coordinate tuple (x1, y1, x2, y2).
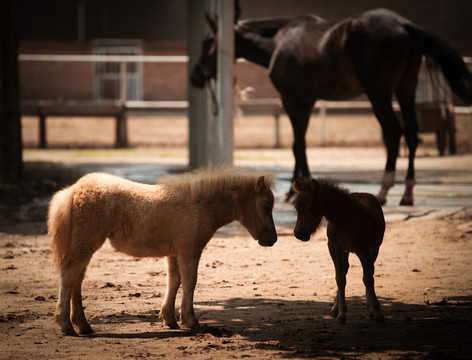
(336, 316, 346, 324)
(285, 191, 295, 203)
(376, 196, 387, 206)
(79, 325, 94, 335)
(62, 327, 78, 336)
(166, 321, 180, 329)
(375, 313, 385, 323)
(399, 198, 413, 206)
(189, 324, 202, 334)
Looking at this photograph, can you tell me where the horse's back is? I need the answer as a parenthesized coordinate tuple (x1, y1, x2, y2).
(352, 192, 386, 239)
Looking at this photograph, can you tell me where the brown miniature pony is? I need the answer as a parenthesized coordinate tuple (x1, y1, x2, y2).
(48, 168, 277, 336)
(292, 178, 385, 323)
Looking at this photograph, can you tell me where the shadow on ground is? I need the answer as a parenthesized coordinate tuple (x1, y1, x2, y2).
(88, 295, 472, 359)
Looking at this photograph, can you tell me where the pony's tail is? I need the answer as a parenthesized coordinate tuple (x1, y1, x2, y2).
(404, 22, 472, 105)
(48, 186, 74, 270)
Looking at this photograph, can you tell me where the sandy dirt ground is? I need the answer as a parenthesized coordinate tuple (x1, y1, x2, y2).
(1, 114, 471, 359)
(1, 209, 471, 360)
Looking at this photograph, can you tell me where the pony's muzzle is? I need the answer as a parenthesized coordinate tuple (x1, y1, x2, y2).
(294, 228, 311, 242)
(258, 228, 277, 247)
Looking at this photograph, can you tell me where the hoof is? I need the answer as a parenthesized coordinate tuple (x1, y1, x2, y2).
(285, 190, 295, 203)
(62, 327, 78, 336)
(399, 198, 413, 206)
(377, 197, 387, 206)
(79, 325, 94, 335)
(165, 321, 180, 329)
(189, 324, 202, 334)
(375, 313, 386, 323)
(159, 310, 180, 329)
(336, 315, 346, 324)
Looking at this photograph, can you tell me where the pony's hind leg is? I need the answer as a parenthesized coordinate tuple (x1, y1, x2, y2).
(329, 244, 349, 324)
(55, 235, 104, 335)
(55, 269, 76, 336)
(71, 266, 94, 334)
(159, 256, 181, 329)
(359, 255, 385, 323)
(56, 262, 91, 336)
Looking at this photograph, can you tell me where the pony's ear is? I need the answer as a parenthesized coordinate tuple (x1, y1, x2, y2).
(255, 176, 265, 192)
(292, 178, 309, 193)
(311, 179, 320, 191)
(205, 12, 218, 33)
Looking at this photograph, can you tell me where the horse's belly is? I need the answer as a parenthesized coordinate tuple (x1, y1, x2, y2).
(108, 233, 175, 258)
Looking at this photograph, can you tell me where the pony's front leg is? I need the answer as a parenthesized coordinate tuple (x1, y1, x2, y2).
(177, 253, 201, 330)
(159, 256, 181, 329)
(329, 245, 349, 324)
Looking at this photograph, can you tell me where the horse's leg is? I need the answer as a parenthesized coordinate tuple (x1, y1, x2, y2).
(328, 242, 349, 324)
(396, 90, 419, 206)
(359, 252, 384, 323)
(330, 251, 349, 319)
(177, 252, 201, 330)
(281, 95, 315, 201)
(57, 233, 104, 336)
(55, 266, 78, 336)
(369, 96, 403, 205)
(159, 256, 181, 329)
(70, 264, 94, 335)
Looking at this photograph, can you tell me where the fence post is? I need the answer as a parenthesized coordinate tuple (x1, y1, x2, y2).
(116, 61, 128, 148)
(39, 112, 47, 149)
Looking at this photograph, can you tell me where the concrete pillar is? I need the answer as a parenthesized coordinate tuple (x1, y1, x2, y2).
(187, 0, 211, 168)
(209, 0, 234, 166)
(187, 0, 234, 168)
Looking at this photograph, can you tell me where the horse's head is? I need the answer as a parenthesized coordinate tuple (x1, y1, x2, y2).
(190, 14, 218, 88)
(292, 179, 324, 242)
(238, 176, 277, 247)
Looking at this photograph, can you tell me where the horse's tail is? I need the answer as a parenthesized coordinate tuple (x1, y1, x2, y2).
(404, 22, 472, 105)
(48, 186, 74, 269)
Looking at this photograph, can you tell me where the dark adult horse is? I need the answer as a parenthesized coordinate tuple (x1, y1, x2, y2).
(190, 8, 472, 205)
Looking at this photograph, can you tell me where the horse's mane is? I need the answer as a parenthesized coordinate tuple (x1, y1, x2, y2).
(237, 15, 327, 38)
(237, 17, 295, 37)
(317, 178, 351, 197)
(160, 168, 275, 200)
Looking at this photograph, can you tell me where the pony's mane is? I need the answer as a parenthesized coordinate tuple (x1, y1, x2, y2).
(317, 178, 351, 197)
(160, 168, 275, 200)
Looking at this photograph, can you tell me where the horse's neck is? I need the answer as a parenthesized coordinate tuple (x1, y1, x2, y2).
(234, 26, 275, 68)
(203, 191, 239, 231)
(321, 186, 357, 224)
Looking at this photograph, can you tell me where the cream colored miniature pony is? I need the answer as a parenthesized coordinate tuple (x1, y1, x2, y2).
(48, 168, 277, 336)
